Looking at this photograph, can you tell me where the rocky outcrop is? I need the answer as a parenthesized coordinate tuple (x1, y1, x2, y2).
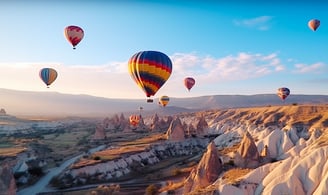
(165, 117, 185, 141)
(150, 114, 160, 131)
(58, 139, 207, 187)
(184, 141, 222, 193)
(234, 131, 260, 168)
(0, 162, 17, 195)
(0, 108, 6, 116)
(196, 115, 209, 136)
(93, 124, 106, 140)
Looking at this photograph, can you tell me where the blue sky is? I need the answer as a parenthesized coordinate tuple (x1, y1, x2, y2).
(0, 0, 327, 99)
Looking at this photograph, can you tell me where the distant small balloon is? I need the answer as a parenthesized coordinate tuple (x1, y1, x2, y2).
(129, 114, 140, 127)
(184, 77, 196, 91)
(159, 95, 170, 107)
(64, 25, 84, 49)
(308, 19, 320, 31)
(277, 87, 290, 101)
(39, 68, 58, 88)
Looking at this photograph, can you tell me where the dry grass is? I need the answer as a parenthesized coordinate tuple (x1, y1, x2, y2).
(117, 132, 166, 146)
(205, 105, 328, 130)
(218, 143, 240, 155)
(0, 147, 27, 157)
(73, 133, 165, 168)
(158, 180, 185, 193)
(221, 168, 253, 184)
(41, 131, 90, 156)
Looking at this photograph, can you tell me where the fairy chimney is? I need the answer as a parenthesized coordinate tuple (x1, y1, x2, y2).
(196, 115, 209, 136)
(93, 124, 106, 140)
(235, 131, 260, 168)
(165, 117, 185, 141)
(0, 163, 17, 195)
(184, 141, 222, 193)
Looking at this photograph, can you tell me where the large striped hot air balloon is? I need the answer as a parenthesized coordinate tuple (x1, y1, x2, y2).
(39, 68, 58, 88)
(64, 25, 84, 49)
(128, 51, 173, 102)
(159, 95, 170, 107)
(184, 77, 195, 91)
(277, 87, 290, 101)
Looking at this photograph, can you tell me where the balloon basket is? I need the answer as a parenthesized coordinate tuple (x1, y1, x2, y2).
(147, 99, 153, 103)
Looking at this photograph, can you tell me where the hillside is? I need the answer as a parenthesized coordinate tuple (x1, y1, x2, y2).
(1, 88, 328, 117)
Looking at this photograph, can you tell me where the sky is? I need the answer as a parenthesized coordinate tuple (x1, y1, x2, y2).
(0, 0, 327, 100)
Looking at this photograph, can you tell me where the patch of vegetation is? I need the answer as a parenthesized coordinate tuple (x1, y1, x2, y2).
(93, 156, 101, 160)
(221, 168, 252, 185)
(145, 184, 159, 195)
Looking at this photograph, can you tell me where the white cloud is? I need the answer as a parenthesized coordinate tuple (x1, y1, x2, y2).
(170, 52, 284, 83)
(233, 16, 273, 30)
(293, 62, 326, 74)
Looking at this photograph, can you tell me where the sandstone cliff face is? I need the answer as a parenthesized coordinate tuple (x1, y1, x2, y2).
(184, 141, 222, 193)
(0, 162, 17, 195)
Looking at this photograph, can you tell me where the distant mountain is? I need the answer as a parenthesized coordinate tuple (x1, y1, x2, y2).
(0, 88, 327, 117)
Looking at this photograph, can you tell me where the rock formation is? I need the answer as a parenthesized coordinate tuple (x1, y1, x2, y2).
(184, 141, 222, 193)
(93, 124, 106, 140)
(165, 117, 185, 141)
(150, 114, 160, 131)
(0, 162, 17, 195)
(235, 131, 260, 168)
(196, 114, 209, 136)
(0, 108, 6, 116)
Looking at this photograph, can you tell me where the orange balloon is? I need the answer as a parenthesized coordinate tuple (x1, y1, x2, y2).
(308, 19, 320, 31)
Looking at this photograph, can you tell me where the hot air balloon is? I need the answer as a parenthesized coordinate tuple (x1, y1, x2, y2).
(277, 87, 290, 101)
(129, 115, 140, 128)
(128, 51, 173, 103)
(184, 77, 195, 91)
(39, 68, 58, 88)
(308, 19, 320, 31)
(159, 95, 170, 107)
(64, 25, 84, 49)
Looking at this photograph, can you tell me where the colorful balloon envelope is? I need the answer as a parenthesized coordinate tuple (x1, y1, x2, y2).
(184, 77, 196, 91)
(128, 51, 173, 102)
(129, 115, 140, 127)
(277, 87, 290, 101)
(159, 95, 170, 107)
(64, 25, 84, 49)
(39, 68, 58, 88)
(308, 19, 320, 31)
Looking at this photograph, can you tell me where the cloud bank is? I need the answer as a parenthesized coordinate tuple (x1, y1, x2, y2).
(0, 52, 326, 98)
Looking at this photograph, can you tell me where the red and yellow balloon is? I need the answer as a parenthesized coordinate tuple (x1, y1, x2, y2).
(129, 115, 140, 127)
(159, 95, 170, 107)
